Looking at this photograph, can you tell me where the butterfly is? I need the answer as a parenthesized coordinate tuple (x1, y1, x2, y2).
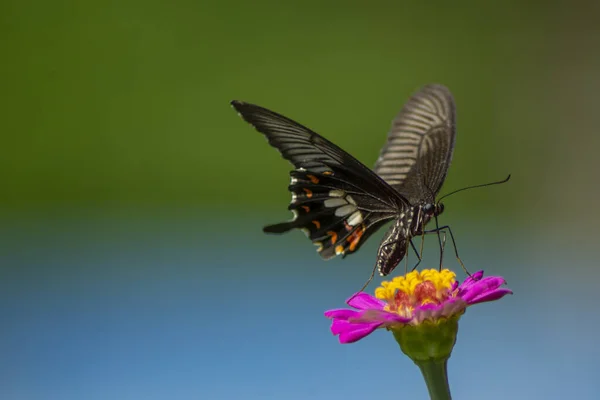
(231, 84, 458, 277)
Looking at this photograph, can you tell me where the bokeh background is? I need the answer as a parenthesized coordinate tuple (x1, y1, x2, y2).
(2, 1, 600, 399)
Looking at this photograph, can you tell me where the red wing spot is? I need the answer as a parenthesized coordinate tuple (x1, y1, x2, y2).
(346, 225, 366, 252)
(312, 220, 321, 229)
(327, 230, 338, 244)
(307, 174, 320, 184)
(343, 221, 353, 231)
(303, 188, 313, 198)
(301, 205, 310, 213)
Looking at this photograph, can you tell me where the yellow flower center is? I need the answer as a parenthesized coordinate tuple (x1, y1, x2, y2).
(374, 269, 456, 318)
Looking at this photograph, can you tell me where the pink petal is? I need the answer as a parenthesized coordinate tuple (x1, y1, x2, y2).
(461, 276, 507, 303)
(414, 298, 466, 322)
(469, 270, 485, 281)
(337, 322, 382, 344)
(413, 303, 444, 322)
(354, 309, 411, 325)
(442, 298, 468, 316)
(460, 276, 501, 295)
(346, 292, 385, 310)
(468, 288, 513, 305)
(416, 302, 443, 312)
(329, 319, 382, 342)
(460, 270, 484, 289)
(476, 276, 506, 288)
(324, 309, 360, 320)
(330, 319, 355, 335)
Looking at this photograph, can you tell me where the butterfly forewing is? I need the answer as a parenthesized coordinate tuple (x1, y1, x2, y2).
(373, 84, 456, 203)
(231, 101, 406, 259)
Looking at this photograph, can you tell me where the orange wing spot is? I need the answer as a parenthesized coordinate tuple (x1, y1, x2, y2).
(335, 245, 344, 254)
(301, 205, 310, 213)
(346, 225, 366, 252)
(303, 188, 313, 198)
(307, 174, 320, 184)
(323, 171, 333, 176)
(312, 220, 321, 229)
(327, 230, 338, 244)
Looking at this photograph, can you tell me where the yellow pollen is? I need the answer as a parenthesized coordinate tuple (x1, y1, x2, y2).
(375, 269, 456, 302)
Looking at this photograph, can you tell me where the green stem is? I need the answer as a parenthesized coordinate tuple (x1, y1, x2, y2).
(417, 359, 452, 400)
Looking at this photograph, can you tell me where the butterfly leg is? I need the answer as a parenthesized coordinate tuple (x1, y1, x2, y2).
(439, 230, 447, 270)
(423, 225, 470, 276)
(421, 229, 446, 270)
(404, 239, 410, 274)
(409, 238, 423, 271)
(353, 265, 377, 299)
(432, 215, 445, 269)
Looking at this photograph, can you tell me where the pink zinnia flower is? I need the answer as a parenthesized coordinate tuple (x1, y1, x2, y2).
(325, 269, 511, 344)
(325, 269, 512, 399)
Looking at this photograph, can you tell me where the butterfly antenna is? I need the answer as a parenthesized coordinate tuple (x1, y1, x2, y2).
(437, 174, 511, 203)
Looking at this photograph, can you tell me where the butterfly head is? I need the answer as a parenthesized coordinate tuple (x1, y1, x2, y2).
(423, 202, 445, 217)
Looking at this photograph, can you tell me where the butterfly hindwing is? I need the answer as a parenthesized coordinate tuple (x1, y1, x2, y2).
(263, 169, 397, 259)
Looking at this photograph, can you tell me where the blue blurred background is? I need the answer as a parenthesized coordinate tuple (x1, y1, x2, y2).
(2, 1, 600, 399)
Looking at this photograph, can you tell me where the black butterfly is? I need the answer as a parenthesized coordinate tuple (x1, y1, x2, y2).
(231, 84, 458, 277)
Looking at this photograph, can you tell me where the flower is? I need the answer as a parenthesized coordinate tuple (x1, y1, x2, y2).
(324, 269, 511, 345)
(324, 269, 512, 399)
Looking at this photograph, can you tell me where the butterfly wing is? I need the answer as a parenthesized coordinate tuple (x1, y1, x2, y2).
(263, 169, 397, 259)
(231, 100, 406, 258)
(373, 84, 456, 203)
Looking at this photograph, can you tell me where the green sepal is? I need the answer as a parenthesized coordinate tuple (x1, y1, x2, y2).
(390, 313, 461, 363)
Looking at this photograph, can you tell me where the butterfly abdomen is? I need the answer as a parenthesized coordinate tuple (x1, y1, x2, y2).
(375, 205, 433, 276)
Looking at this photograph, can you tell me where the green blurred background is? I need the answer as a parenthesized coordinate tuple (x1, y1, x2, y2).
(2, 1, 599, 399)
